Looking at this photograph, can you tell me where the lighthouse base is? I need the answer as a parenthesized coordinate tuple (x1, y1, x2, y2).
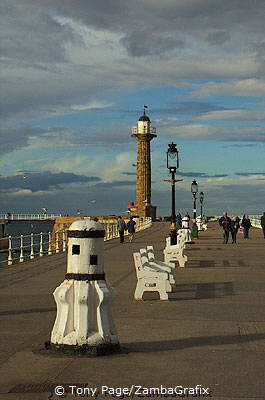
(130, 205, 156, 221)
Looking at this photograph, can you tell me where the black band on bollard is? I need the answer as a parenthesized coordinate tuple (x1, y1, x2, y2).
(68, 230, 105, 238)
(65, 273, 105, 281)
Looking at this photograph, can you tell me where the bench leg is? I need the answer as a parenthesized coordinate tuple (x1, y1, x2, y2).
(159, 287, 169, 300)
(134, 282, 144, 300)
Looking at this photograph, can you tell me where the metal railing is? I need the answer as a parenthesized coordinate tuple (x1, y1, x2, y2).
(0, 213, 61, 220)
(0, 217, 152, 267)
(103, 217, 152, 240)
(249, 215, 262, 229)
(0, 231, 67, 266)
(131, 126, 156, 135)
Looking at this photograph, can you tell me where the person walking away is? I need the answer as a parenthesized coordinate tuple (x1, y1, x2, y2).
(176, 213, 182, 230)
(230, 216, 240, 244)
(117, 216, 126, 243)
(126, 217, 136, 242)
(260, 212, 265, 239)
(219, 212, 231, 244)
(241, 214, 252, 239)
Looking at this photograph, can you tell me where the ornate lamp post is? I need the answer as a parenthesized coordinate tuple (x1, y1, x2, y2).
(191, 180, 198, 219)
(166, 142, 182, 245)
(199, 191, 204, 219)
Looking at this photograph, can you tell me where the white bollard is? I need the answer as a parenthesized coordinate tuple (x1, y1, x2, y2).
(19, 235, 24, 263)
(182, 216, 189, 229)
(196, 216, 203, 231)
(181, 216, 193, 243)
(49, 219, 120, 355)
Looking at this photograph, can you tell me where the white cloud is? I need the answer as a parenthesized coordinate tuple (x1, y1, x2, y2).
(70, 101, 112, 111)
(193, 79, 265, 98)
(156, 121, 265, 142)
(4, 189, 55, 197)
(197, 110, 265, 121)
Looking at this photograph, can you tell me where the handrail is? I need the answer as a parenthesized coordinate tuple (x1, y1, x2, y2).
(1, 231, 67, 266)
(249, 215, 262, 229)
(0, 213, 61, 220)
(0, 217, 152, 266)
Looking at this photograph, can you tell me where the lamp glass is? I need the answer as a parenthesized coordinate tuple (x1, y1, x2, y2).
(167, 142, 179, 169)
(191, 180, 198, 194)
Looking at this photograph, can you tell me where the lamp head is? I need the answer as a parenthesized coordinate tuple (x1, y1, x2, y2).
(167, 142, 179, 171)
(191, 180, 198, 195)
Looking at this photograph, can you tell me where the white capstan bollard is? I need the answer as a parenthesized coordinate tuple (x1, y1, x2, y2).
(182, 216, 189, 229)
(196, 216, 203, 231)
(181, 216, 193, 243)
(49, 219, 120, 355)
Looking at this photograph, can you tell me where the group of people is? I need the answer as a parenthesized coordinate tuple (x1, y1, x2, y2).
(219, 212, 254, 244)
(117, 216, 136, 243)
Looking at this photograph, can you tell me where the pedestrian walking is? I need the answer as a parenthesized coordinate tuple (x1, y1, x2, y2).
(126, 217, 136, 242)
(241, 214, 252, 239)
(176, 213, 182, 230)
(230, 216, 240, 243)
(260, 212, 265, 239)
(219, 212, 232, 244)
(117, 216, 126, 243)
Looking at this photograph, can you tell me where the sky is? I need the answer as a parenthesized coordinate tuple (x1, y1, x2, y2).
(0, 0, 265, 217)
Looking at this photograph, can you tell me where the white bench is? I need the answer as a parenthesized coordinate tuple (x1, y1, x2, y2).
(146, 245, 175, 269)
(139, 248, 175, 286)
(143, 247, 175, 285)
(164, 231, 188, 268)
(178, 228, 192, 244)
(133, 252, 171, 300)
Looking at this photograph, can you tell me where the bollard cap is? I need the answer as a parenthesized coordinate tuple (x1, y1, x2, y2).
(69, 219, 103, 231)
(68, 219, 105, 238)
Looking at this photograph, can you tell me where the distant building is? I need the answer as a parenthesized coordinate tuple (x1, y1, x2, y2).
(130, 109, 157, 220)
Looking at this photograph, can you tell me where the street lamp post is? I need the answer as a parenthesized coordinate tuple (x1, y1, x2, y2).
(199, 191, 204, 219)
(190, 180, 199, 239)
(165, 142, 182, 245)
(191, 180, 198, 219)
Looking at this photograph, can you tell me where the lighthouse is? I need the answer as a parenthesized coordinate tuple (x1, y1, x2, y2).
(130, 108, 157, 220)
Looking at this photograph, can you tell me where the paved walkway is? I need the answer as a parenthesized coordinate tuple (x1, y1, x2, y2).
(0, 222, 264, 400)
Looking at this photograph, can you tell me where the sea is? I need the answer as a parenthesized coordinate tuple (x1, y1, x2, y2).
(0, 222, 54, 266)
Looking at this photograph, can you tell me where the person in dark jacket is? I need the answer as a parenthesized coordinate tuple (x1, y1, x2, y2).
(176, 213, 182, 230)
(241, 214, 252, 239)
(230, 216, 240, 244)
(219, 212, 232, 244)
(126, 217, 136, 242)
(117, 216, 126, 243)
(260, 212, 265, 239)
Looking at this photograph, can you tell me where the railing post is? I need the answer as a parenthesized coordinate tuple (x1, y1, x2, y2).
(62, 230, 66, 252)
(48, 232, 52, 255)
(106, 225, 110, 240)
(56, 232, 59, 253)
(19, 235, 24, 263)
(8, 235, 12, 266)
(30, 233, 34, 259)
(39, 232, 43, 257)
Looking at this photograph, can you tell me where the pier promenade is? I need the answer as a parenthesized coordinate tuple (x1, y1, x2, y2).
(0, 222, 264, 399)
